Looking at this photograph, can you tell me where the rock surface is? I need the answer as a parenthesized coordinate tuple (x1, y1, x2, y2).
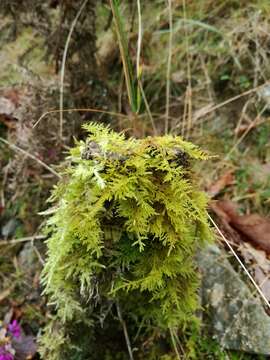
(198, 244, 270, 355)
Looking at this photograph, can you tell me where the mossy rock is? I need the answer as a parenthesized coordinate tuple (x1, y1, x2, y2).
(40, 123, 212, 359)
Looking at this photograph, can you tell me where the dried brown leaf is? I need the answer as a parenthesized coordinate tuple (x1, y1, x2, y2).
(208, 170, 234, 197)
(0, 97, 16, 115)
(210, 200, 242, 244)
(238, 242, 270, 300)
(215, 200, 270, 253)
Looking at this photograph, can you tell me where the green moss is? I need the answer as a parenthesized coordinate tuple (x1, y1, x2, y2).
(0, 27, 52, 86)
(39, 123, 212, 359)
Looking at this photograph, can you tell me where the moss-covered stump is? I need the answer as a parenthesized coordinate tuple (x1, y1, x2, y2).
(40, 123, 212, 360)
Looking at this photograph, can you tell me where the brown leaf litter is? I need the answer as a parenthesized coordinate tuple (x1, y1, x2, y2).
(207, 170, 235, 197)
(212, 200, 270, 254)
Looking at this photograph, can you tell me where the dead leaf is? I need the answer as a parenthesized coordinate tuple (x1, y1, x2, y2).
(240, 242, 270, 271)
(238, 242, 270, 300)
(214, 200, 270, 254)
(208, 170, 235, 197)
(0, 96, 18, 129)
(254, 266, 270, 300)
(232, 214, 270, 253)
(212, 199, 270, 300)
(3, 89, 21, 108)
(210, 200, 242, 245)
(0, 97, 16, 115)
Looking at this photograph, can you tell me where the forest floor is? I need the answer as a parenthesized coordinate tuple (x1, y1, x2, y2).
(0, 1, 270, 359)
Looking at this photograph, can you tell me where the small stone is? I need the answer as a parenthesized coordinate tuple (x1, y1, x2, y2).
(1, 219, 19, 238)
(197, 244, 270, 355)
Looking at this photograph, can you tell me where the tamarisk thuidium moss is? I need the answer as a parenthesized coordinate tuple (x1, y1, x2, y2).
(39, 123, 212, 360)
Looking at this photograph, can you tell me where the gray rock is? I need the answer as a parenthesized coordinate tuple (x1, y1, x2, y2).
(18, 243, 38, 277)
(1, 218, 20, 238)
(198, 244, 270, 355)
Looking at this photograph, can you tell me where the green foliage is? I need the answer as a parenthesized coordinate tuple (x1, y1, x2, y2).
(110, 0, 140, 113)
(39, 123, 212, 359)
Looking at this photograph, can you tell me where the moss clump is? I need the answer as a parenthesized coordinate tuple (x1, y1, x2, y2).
(39, 123, 212, 359)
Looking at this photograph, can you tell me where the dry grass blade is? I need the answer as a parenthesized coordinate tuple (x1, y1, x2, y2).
(196, 81, 270, 124)
(182, 0, 192, 139)
(33, 108, 129, 129)
(165, 0, 173, 135)
(138, 80, 157, 134)
(224, 104, 269, 161)
(116, 301, 134, 360)
(59, 0, 89, 139)
(0, 285, 15, 303)
(136, 0, 142, 79)
(0, 137, 61, 179)
(169, 328, 182, 360)
(0, 235, 46, 246)
(110, 0, 137, 113)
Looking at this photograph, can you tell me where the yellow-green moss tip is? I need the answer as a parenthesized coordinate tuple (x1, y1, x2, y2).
(40, 123, 212, 359)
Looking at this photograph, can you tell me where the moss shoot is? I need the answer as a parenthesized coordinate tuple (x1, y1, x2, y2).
(40, 123, 212, 359)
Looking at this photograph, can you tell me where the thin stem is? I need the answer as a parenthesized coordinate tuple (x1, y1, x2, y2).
(33, 107, 129, 129)
(136, 0, 142, 79)
(182, 0, 192, 139)
(116, 301, 134, 360)
(165, 0, 173, 134)
(59, 0, 89, 139)
(0, 235, 46, 246)
(110, 0, 136, 112)
(169, 328, 181, 360)
(0, 137, 61, 179)
(138, 80, 157, 134)
(196, 80, 270, 124)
